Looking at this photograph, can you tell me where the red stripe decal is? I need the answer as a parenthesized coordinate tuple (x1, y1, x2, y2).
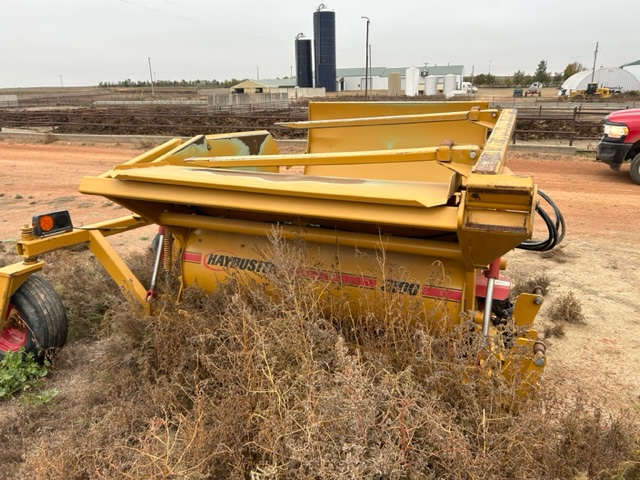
(421, 286, 462, 301)
(296, 268, 376, 289)
(340, 274, 377, 289)
(183, 251, 203, 263)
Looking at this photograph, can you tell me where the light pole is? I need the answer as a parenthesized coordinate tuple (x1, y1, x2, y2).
(148, 57, 155, 97)
(361, 16, 370, 101)
(488, 60, 493, 76)
(368, 43, 372, 94)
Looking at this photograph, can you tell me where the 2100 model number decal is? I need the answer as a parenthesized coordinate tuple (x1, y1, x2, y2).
(381, 279, 420, 296)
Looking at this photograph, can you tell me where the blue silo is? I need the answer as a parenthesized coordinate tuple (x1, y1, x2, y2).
(295, 34, 313, 88)
(313, 4, 336, 92)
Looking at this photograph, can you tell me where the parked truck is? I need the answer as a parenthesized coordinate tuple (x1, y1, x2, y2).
(0, 102, 564, 390)
(461, 81, 477, 93)
(596, 108, 640, 184)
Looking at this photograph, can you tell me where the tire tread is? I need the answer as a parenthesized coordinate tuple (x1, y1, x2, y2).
(7, 275, 67, 358)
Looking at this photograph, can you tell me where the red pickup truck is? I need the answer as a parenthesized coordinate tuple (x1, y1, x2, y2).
(596, 108, 640, 184)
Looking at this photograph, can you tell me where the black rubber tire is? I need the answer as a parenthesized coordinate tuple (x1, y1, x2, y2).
(2, 275, 68, 360)
(630, 154, 640, 185)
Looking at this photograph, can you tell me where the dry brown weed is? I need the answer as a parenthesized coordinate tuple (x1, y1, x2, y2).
(0, 236, 637, 479)
(539, 244, 577, 263)
(548, 291, 586, 324)
(510, 272, 552, 299)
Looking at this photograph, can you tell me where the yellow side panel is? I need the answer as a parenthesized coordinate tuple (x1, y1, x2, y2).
(181, 229, 467, 325)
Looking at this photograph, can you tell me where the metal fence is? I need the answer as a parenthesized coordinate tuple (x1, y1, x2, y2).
(510, 106, 610, 145)
(0, 103, 625, 143)
(207, 93, 290, 113)
(0, 105, 308, 137)
(0, 95, 18, 107)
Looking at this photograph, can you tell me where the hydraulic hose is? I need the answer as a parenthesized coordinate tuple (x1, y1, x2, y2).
(518, 190, 565, 252)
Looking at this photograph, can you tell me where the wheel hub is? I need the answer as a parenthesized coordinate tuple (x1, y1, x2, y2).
(0, 306, 27, 351)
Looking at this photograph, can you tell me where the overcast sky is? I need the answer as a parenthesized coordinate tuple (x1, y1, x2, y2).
(1, 0, 638, 88)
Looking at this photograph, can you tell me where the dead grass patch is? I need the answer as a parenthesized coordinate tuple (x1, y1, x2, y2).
(0, 236, 638, 478)
(42, 132, 55, 144)
(47, 195, 76, 207)
(48, 253, 119, 341)
(544, 323, 566, 339)
(548, 292, 586, 324)
(539, 244, 578, 263)
(510, 272, 552, 299)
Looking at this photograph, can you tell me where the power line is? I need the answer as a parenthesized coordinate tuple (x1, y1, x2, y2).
(598, 47, 621, 68)
(159, 0, 290, 39)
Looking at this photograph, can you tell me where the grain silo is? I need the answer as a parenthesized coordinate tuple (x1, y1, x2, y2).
(443, 74, 457, 96)
(295, 33, 313, 88)
(405, 67, 420, 96)
(313, 4, 336, 92)
(425, 76, 438, 96)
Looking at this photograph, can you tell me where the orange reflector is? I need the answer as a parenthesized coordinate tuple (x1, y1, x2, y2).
(39, 215, 55, 233)
(32, 210, 73, 237)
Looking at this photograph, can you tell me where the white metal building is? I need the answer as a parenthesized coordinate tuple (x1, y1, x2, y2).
(229, 64, 466, 96)
(228, 79, 325, 98)
(336, 65, 465, 92)
(560, 67, 640, 93)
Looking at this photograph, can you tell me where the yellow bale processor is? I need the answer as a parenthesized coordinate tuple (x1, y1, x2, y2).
(0, 102, 563, 388)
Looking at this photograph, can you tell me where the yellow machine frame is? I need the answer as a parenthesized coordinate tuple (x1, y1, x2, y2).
(0, 101, 554, 386)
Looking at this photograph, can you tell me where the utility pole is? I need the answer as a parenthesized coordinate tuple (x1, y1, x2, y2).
(369, 44, 372, 95)
(361, 16, 370, 101)
(591, 41, 599, 83)
(148, 57, 155, 97)
(257, 66, 259, 80)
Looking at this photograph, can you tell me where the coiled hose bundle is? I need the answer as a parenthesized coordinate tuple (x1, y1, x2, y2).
(518, 190, 565, 252)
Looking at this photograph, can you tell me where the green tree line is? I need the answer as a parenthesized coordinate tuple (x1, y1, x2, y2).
(466, 60, 586, 87)
(98, 78, 247, 88)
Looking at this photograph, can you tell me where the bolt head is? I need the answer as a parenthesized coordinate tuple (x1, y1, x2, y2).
(533, 357, 545, 367)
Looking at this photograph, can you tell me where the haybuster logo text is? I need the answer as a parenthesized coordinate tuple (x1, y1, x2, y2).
(204, 251, 275, 274)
